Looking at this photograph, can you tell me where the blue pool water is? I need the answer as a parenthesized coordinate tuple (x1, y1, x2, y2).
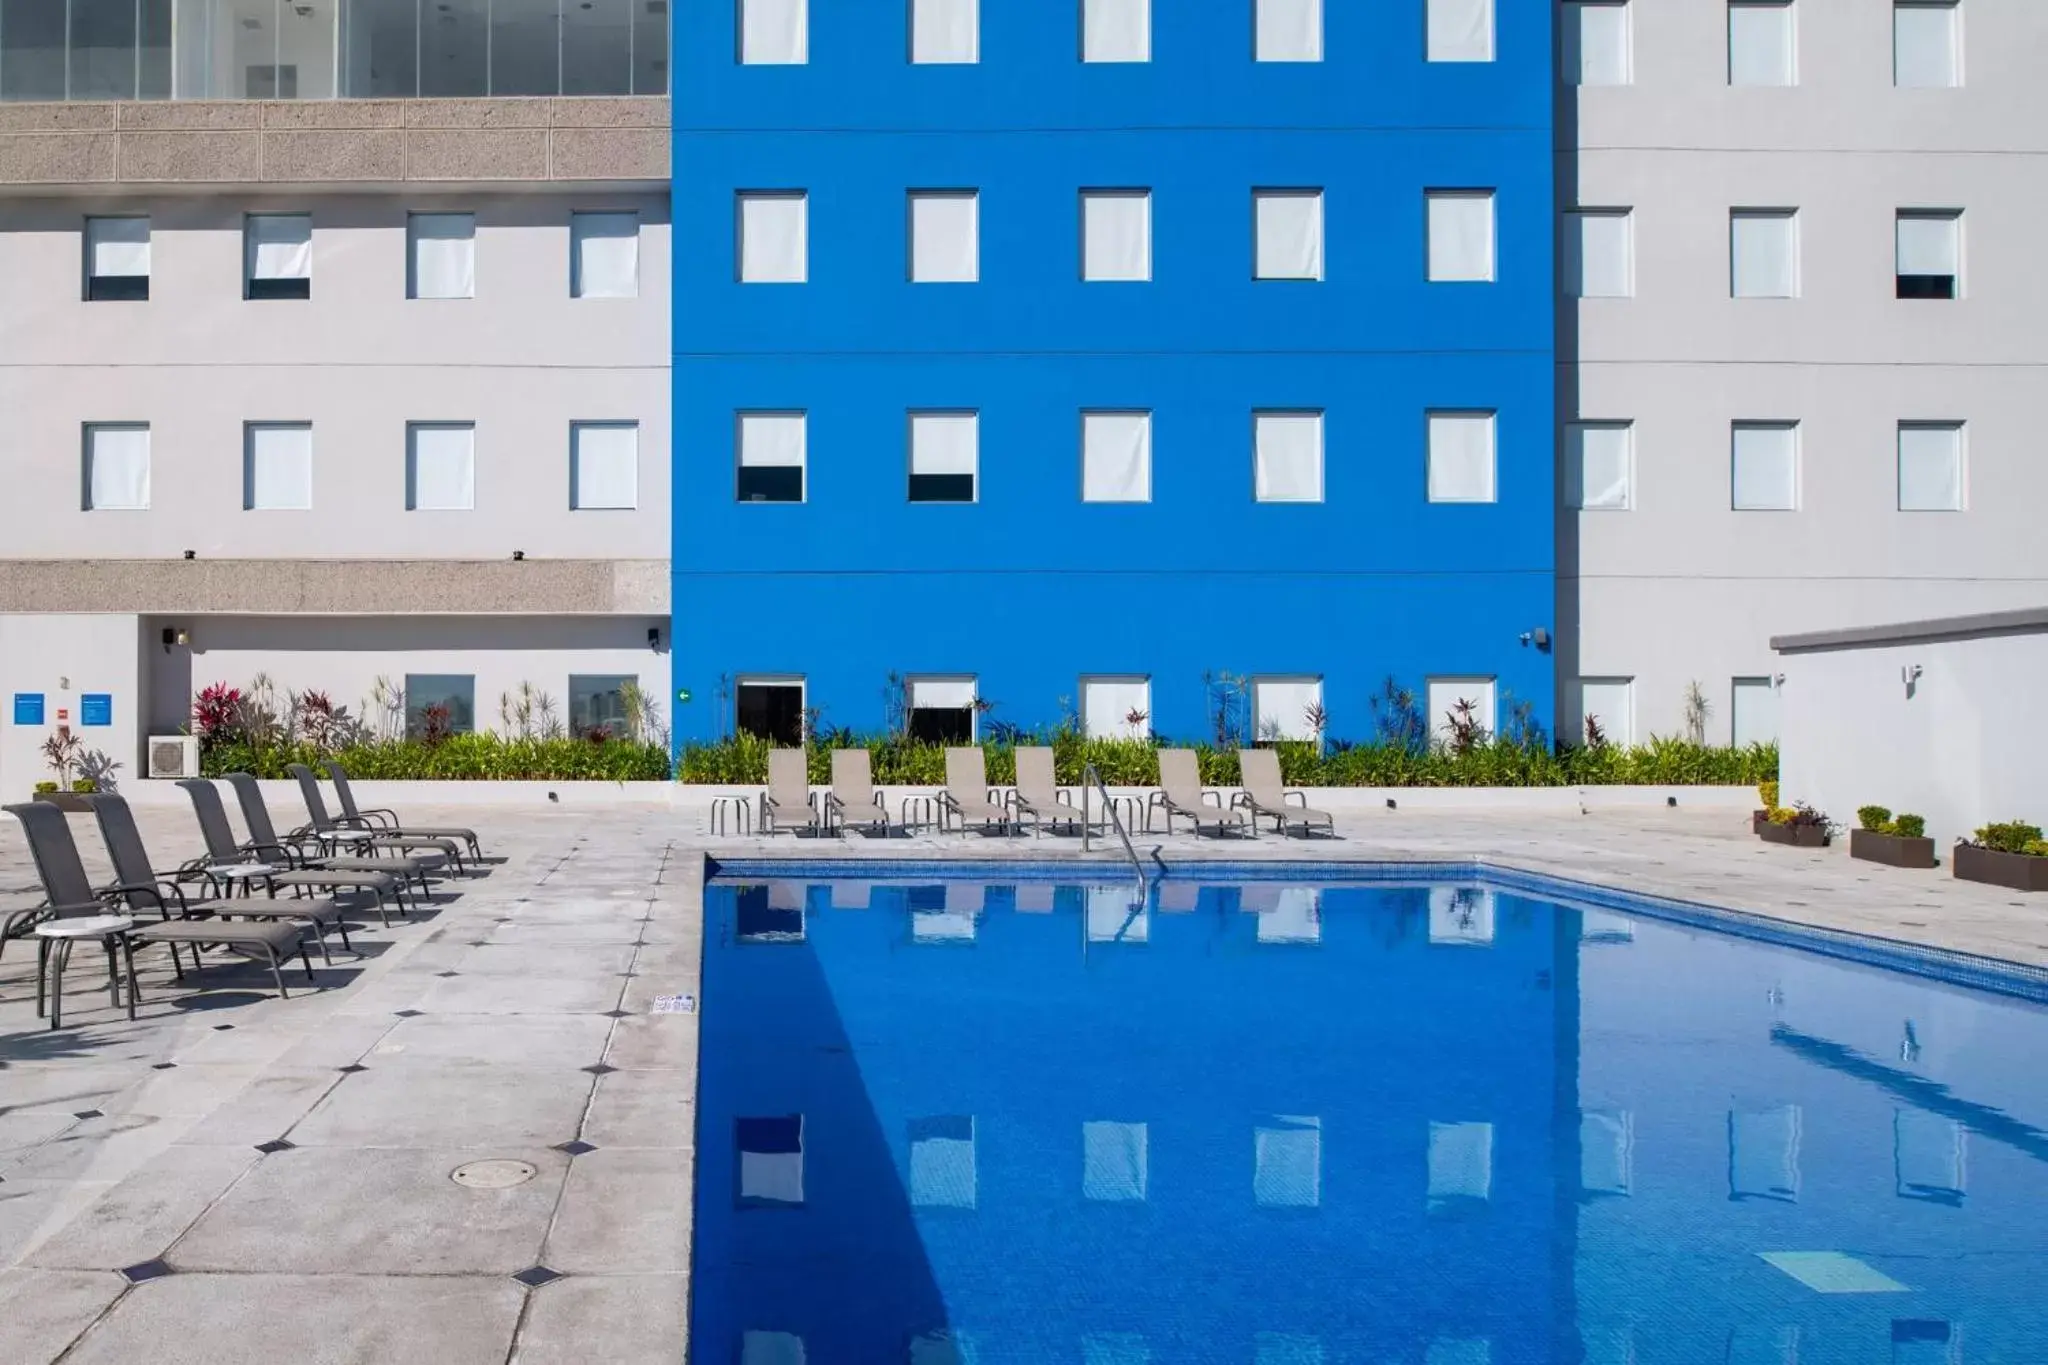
(692, 865, 2048, 1363)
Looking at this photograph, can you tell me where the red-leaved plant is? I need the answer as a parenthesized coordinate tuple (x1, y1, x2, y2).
(193, 682, 243, 749)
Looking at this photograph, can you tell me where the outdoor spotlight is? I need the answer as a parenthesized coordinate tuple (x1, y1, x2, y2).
(512, 549, 526, 561)
(182, 549, 196, 560)
(646, 627, 661, 649)
(161, 627, 175, 652)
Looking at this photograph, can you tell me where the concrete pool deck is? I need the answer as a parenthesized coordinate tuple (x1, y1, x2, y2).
(1, 797, 2043, 1362)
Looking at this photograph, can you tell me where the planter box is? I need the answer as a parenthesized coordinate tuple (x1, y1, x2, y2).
(1953, 844, 2048, 892)
(32, 791, 94, 813)
(1759, 821, 1829, 848)
(1753, 809, 1770, 834)
(1850, 828, 1937, 869)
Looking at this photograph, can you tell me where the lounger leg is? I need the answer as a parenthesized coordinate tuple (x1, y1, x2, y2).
(120, 936, 139, 1019)
(103, 937, 122, 1008)
(337, 917, 354, 953)
(49, 938, 69, 1029)
(313, 927, 333, 966)
(300, 940, 315, 981)
(268, 949, 289, 999)
(36, 935, 49, 1018)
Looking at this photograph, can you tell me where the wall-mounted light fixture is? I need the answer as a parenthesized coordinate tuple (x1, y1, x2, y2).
(182, 549, 196, 560)
(160, 627, 191, 653)
(1902, 664, 1923, 699)
(512, 549, 526, 561)
(1517, 627, 1552, 652)
(646, 627, 661, 650)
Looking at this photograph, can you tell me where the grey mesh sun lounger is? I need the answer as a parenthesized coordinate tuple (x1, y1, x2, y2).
(1234, 748, 1336, 837)
(224, 772, 439, 896)
(5, 801, 312, 1000)
(1153, 749, 1253, 838)
(323, 760, 481, 858)
(178, 779, 409, 924)
(286, 765, 464, 874)
(759, 749, 824, 836)
(940, 748, 1022, 836)
(824, 750, 889, 835)
(1013, 746, 1089, 835)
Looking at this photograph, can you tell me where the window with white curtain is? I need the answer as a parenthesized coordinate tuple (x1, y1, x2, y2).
(911, 0, 978, 63)
(84, 217, 150, 301)
(1566, 422, 1632, 510)
(1254, 1116, 1322, 1209)
(1427, 191, 1496, 283)
(406, 422, 476, 510)
(1427, 1121, 1494, 1206)
(1565, 2, 1631, 85)
(740, 0, 807, 64)
(1083, 0, 1149, 61)
(1728, 1, 1795, 86)
(1730, 210, 1798, 298)
(1254, 190, 1324, 281)
(1428, 886, 1495, 944)
(1898, 422, 1963, 511)
(908, 411, 977, 502)
(736, 1115, 805, 1205)
(571, 211, 638, 298)
(1082, 410, 1152, 502)
(571, 421, 638, 510)
(1082, 190, 1151, 282)
(907, 1116, 976, 1209)
(1082, 676, 1151, 739)
(1082, 1121, 1148, 1202)
(1581, 1109, 1634, 1197)
(1895, 1108, 1966, 1203)
(1253, 675, 1322, 741)
(1253, 411, 1323, 503)
(245, 215, 311, 300)
(1427, 411, 1497, 503)
(408, 213, 475, 299)
(907, 675, 976, 743)
(1894, 1, 1958, 88)
(1731, 678, 1780, 747)
(737, 412, 806, 502)
(1896, 211, 1959, 299)
(909, 191, 979, 282)
(1566, 209, 1633, 298)
(1578, 677, 1634, 748)
(1255, 0, 1321, 61)
(1731, 422, 1797, 510)
(1427, 0, 1494, 62)
(738, 193, 808, 284)
(244, 422, 312, 510)
(1427, 677, 1496, 741)
(83, 424, 150, 510)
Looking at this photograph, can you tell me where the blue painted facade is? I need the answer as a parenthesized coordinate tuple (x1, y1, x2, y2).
(672, 4, 1555, 743)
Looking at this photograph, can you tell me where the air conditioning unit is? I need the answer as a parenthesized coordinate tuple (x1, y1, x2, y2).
(147, 735, 200, 780)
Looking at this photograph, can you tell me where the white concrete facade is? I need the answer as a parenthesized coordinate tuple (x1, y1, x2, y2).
(1559, 0, 2048, 746)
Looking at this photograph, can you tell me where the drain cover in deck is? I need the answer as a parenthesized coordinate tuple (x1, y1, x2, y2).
(451, 1159, 539, 1190)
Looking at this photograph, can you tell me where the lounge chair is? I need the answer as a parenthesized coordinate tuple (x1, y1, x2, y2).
(287, 764, 466, 874)
(939, 748, 1022, 835)
(224, 772, 440, 896)
(5, 801, 312, 1001)
(1152, 749, 1252, 838)
(760, 749, 824, 836)
(178, 779, 409, 924)
(323, 759, 481, 859)
(1012, 746, 1089, 836)
(1234, 748, 1336, 837)
(824, 749, 890, 835)
(88, 795, 352, 964)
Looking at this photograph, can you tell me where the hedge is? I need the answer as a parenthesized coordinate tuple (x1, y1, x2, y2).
(202, 734, 672, 782)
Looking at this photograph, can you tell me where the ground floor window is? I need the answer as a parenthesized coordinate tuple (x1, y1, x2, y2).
(737, 677, 805, 746)
(404, 674, 476, 737)
(568, 674, 637, 739)
(906, 675, 975, 744)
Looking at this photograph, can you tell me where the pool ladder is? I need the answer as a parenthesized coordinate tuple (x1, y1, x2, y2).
(1080, 762, 1149, 907)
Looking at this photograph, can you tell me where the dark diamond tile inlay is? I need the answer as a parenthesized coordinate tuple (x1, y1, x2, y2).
(212, 1024, 235, 1032)
(552, 1140, 597, 1157)
(582, 1063, 616, 1076)
(73, 1109, 103, 1120)
(393, 1009, 423, 1018)
(602, 1009, 630, 1019)
(338, 1064, 368, 1074)
(254, 1139, 296, 1155)
(513, 1265, 563, 1288)
(120, 1260, 173, 1284)
(435, 971, 460, 978)
(151, 1062, 178, 1071)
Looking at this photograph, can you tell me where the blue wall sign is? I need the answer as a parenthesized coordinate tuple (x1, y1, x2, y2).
(80, 693, 113, 727)
(12, 693, 44, 726)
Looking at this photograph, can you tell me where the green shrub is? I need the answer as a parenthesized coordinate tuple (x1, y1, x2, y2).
(201, 734, 670, 782)
(1892, 813, 1926, 839)
(1760, 780, 1780, 809)
(1973, 821, 2045, 855)
(1856, 805, 1893, 832)
(33, 781, 56, 794)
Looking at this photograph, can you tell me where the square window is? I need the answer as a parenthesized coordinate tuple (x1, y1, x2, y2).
(403, 674, 476, 735)
(735, 884, 806, 942)
(1086, 885, 1147, 942)
(1898, 422, 1963, 511)
(1254, 1115, 1322, 1208)
(1731, 422, 1797, 510)
(909, 191, 979, 282)
(1255, 0, 1321, 62)
(736, 1115, 805, 1205)
(568, 674, 636, 736)
(737, 412, 806, 503)
(1731, 677, 1779, 747)
(737, 677, 806, 745)
(245, 214, 310, 300)
(1082, 190, 1151, 282)
(571, 421, 638, 510)
(1252, 675, 1322, 742)
(1253, 411, 1323, 503)
(908, 1116, 977, 1209)
(1251, 886, 1321, 944)
(1566, 422, 1632, 510)
(85, 217, 149, 301)
(1082, 1120, 1148, 1201)
(244, 422, 312, 511)
(739, 0, 807, 64)
(1254, 190, 1324, 281)
(1894, 1, 1958, 88)
(1427, 411, 1497, 503)
(406, 422, 476, 510)
(1427, 190, 1496, 283)
(408, 212, 475, 300)
(738, 193, 808, 284)
(1429, 886, 1495, 944)
(1427, 0, 1494, 63)
(1730, 210, 1798, 298)
(1565, 2, 1630, 85)
(1728, 1105, 1800, 1200)
(1728, 1, 1795, 86)
(741, 1332, 806, 1365)
(908, 411, 978, 502)
(1896, 211, 1959, 299)
(571, 211, 638, 298)
(1565, 209, 1633, 298)
(1427, 1120, 1494, 1206)
(1081, 676, 1151, 739)
(1577, 677, 1634, 747)
(1427, 677, 1496, 742)
(1895, 1109, 1965, 1203)
(83, 423, 150, 510)
(1582, 1109, 1635, 1196)
(907, 675, 976, 743)
(1083, 0, 1149, 62)
(1081, 410, 1152, 502)
(911, 0, 978, 63)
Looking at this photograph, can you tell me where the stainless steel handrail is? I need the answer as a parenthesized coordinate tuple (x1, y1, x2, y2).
(1080, 762, 1146, 899)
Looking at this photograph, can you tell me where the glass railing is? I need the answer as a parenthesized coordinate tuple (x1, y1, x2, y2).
(0, 0, 666, 101)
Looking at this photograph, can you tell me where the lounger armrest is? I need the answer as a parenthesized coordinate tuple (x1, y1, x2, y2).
(1283, 790, 1309, 808)
(101, 879, 189, 914)
(1200, 790, 1223, 808)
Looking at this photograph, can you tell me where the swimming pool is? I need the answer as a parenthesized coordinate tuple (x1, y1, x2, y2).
(693, 862, 2048, 1363)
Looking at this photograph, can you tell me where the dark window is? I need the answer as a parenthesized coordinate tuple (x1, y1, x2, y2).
(737, 466, 803, 502)
(908, 473, 975, 503)
(737, 681, 804, 745)
(403, 673, 476, 737)
(1, 0, 69, 101)
(85, 218, 148, 302)
(908, 705, 972, 744)
(69, 0, 136, 98)
(569, 674, 636, 737)
(1896, 273, 1955, 300)
(248, 277, 311, 301)
(734, 886, 805, 944)
(86, 274, 148, 302)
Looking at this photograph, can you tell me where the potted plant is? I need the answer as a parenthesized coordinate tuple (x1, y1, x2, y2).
(1953, 821, 2048, 892)
(31, 729, 95, 812)
(1753, 780, 1779, 835)
(1850, 806, 1937, 869)
(1759, 802, 1834, 848)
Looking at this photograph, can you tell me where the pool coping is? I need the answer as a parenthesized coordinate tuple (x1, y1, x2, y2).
(706, 854, 2048, 1007)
